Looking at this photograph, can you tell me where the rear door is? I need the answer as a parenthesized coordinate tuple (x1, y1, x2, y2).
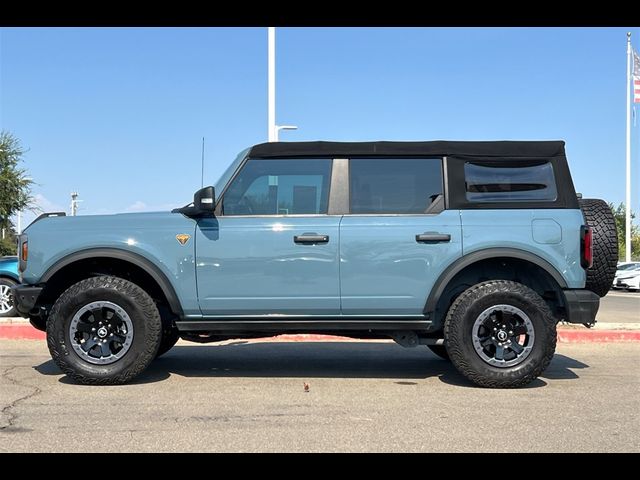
(339, 158, 462, 316)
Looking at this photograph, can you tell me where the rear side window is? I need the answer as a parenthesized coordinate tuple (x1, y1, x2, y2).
(349, 158, 443, 214)
(464, 161, 558, 202)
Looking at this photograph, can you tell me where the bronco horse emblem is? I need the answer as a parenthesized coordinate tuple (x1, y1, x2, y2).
(176, 234, 191, 246)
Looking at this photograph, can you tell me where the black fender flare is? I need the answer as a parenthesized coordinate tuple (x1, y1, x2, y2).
(424, 247, 568, 316)
(41, 248, 183, 316)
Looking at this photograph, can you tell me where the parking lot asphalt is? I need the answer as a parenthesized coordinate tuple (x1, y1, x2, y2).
(598, 290, 640, 324)
(1, 339, 638, 452)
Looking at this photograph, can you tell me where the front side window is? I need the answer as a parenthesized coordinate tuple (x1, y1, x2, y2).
(222, 158, 332, 215)
(465, 161, 558, 202)
(349, 158, 443, 214)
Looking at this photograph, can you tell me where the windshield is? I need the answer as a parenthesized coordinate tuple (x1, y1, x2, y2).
(214, 147, 250, 197)
(618, 263, 640, 271)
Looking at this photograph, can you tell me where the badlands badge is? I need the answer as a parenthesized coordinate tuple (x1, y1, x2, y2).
(176, 234, 191, 246)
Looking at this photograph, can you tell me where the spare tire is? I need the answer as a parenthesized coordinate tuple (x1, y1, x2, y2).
(580, 199, 618, 297)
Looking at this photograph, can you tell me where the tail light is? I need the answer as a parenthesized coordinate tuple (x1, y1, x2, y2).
(580, 225, 592, 269)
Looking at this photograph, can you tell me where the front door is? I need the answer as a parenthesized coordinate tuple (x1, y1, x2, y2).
(339, 158, 462, 316)
(195, 157, 341, 316)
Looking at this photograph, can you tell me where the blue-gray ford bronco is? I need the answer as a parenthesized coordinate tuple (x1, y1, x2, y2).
(12, 141, 618, 387)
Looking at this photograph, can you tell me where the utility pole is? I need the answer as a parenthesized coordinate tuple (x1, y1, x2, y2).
(70, 192, 79, 217)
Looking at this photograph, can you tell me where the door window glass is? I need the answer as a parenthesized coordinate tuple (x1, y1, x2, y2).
(223, 159, 332, 215)
(349, 158, 443, 214)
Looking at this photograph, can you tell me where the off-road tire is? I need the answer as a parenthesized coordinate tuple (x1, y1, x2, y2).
(580, 198, 618, 297)
(427, 345, 450, 361)
(444, 280, 556, 388)
(47, 276, 162, 385)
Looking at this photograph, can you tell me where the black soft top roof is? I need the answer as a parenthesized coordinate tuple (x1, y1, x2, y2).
(249, 140, 566, 159)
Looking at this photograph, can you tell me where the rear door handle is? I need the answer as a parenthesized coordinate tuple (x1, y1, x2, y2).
(294, 234, 329, 244)
(416, 233, 451, 243)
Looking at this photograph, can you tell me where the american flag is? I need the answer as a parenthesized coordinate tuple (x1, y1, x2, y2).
(634, 47, 640, 103)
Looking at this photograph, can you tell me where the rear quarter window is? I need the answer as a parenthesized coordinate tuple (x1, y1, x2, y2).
(464, 161, 558, 202)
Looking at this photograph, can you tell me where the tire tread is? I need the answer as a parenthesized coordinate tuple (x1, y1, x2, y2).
(580, 198, 618, 297)
(444, 280, 556, 388)
(47, 276, 161, 385)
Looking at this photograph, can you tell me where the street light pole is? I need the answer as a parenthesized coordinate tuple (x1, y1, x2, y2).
(268, 27, 298, 142)
(268, 27, 276, 142)
(70, 192, 79, 216)
(275, 125, 298, 142)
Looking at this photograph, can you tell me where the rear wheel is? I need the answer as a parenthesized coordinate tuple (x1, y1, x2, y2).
(47, 276, 162, 385)
(580, 198, 618, 297)
(444, 280, 556, 388)
(0, 278, 17, 318)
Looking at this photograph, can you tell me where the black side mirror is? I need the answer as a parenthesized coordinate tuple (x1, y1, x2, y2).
(194, 186, 215, 214)
(174, 186, 216, 217)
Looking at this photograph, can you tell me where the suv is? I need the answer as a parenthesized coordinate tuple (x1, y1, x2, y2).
(12, 141, 618, 387)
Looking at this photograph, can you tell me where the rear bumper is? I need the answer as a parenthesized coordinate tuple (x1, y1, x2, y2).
(11, 285, 43, 318)
(563, 289, 600, 325)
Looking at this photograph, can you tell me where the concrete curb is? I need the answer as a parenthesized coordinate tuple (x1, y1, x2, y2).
(1, 324, 639, 343)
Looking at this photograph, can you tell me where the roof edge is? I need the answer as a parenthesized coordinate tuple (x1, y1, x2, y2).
(248, 140, 566, 159)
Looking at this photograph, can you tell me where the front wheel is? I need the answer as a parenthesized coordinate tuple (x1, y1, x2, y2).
(444, 280, 556, 388)
(47, 276, 162, 385)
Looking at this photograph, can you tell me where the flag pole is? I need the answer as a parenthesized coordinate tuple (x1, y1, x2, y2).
(626, 32, 632, 262)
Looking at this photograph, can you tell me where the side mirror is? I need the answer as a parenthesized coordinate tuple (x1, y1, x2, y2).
(174, 186, 216, 217)
(194, 186, 215, 214)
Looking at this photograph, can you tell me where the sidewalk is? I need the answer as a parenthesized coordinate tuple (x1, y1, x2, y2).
(2, 317, 639, 343)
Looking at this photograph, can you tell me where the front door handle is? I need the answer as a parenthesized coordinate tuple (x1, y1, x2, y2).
(294, 234, 329, 244)
(416, 233, 451, 243)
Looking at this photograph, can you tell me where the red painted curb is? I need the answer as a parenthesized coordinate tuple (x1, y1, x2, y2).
(0, 324, 45, 340)
(264, 332, 640, 344)
(1, 325, 639, 343)
(556, 330, 640, 343)
(255, 334, 361, 342)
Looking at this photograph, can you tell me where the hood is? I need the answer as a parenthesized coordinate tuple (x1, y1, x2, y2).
(24, 211, 180, 234)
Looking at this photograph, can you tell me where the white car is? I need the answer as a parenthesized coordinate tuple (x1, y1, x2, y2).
(612, 262, 640, 289)
(615, 266, 640, 291)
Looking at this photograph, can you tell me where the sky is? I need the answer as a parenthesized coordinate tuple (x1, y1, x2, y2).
(1, 27, 639, 227)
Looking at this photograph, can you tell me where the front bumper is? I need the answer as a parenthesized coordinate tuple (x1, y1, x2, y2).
(11, 285, 44, 318)
(616, 278, 638, 289)
(563, 289, 600, 325)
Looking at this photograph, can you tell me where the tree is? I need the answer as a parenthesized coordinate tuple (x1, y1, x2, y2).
(609, 202, 640, 261)
(0, 131, 34, 255)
